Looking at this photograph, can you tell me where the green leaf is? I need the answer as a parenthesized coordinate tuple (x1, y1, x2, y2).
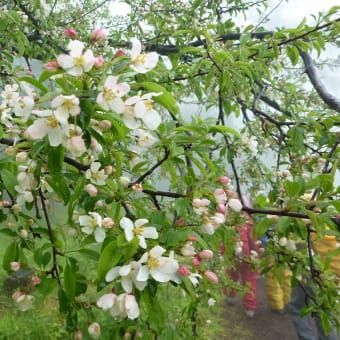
(97, 239, 121, 284)
(208, 125, 239, 138)
(18, 76, 48, 93)
(78, 248, 100, 261)
(0, 169, 18, 196)
(64, 264, 76, 299)
(136, 82, 179, 114)
(2, 242, 19, 272)
(254, 218, 274, 238)
(46, 175, 70, 203)
(48, 145, 64, 176)
(285, 181, 302, 197)
(286, 45, 300, 66)
(39, 69, 65, 83)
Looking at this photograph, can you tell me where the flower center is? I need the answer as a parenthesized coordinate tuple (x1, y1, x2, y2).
(62, 99, 75, 111)
(74, 55, 85, 66)
(103, 88, 115, 101)
(134, 227, 144, 235)
(147, 256, 160, 270)
(134, 54, 146, 66)
(46, 115, 59, 128)
(144, 100, 153, 111)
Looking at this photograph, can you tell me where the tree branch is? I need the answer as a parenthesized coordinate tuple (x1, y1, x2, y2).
(300, 50, 340, 112)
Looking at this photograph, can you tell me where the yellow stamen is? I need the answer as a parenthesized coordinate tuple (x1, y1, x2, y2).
(147, 256, 160, 270)
(134, 227, 144, 235)
(46, 115, 58, 128)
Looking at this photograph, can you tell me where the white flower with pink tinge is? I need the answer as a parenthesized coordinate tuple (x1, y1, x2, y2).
(25, 109, 69, 147)
(105, 261, 147, 293)
(97, 292, 140, 320)
(123, 92, 162, 130)
(120, 217, 158, 249)
(57, 40, 95, 76)
(85, 162, 108, 186)
(51, 94, 80, 119)
(79, 212, 106, 243)
(129, 38, 159, 74)
(192, 198, 210, 215)
(136, 245, 179, 283)
(96, 76, 130, 114)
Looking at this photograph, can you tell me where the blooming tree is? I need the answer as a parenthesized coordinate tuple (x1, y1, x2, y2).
(0, 0, 339, 338)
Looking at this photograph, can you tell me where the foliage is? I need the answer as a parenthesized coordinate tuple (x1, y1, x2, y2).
(0, 0, 339, 338)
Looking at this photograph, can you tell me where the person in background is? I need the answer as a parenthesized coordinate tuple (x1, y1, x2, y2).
(261, 231, 292, 314)
(224, 195, 260, 318)
(288, 221, 340, 340)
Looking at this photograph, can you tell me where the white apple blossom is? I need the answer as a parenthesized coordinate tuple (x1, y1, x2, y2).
(120, 217, 158, 249)
(14, 184, 34, 206)
(85, 162, 107, 186)
(105, 262, 147, 293)
(15, 293, 35, 311)
(96, 293, 116, 310)
(13, 96, 35, 121)
(51, 95, 80, 120)
(136, 245, 179, 283)
(96, 76, 130, 113)
(88, 322, 101, 338)
(110, 293, 140, 320)
(79, 212, 106, 242)
(123, 92, 162, 130)
(243, 135, 258, 156)
(192, 198, 210, 215)
(1, 84, 19, 106)
(57, 40, 95, 76)
(129, 38, 159, 74)
(228, 198, 243, 212)
(97, 292, 139, 320)
(180, 241, 196, 257)
(65, 135, 86, 157)
(25, 109, 69, 147)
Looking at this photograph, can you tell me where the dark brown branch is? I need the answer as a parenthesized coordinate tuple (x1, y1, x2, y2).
(39, 188, 61, 286)
(300, 51, 340, 112)
(129, 147, 170, 186)
(243, 206, 309, 219)
(142, 189, 185, 198)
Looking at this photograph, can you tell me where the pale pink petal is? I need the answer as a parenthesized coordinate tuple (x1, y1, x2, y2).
(105, 267, 120, 282)
(57, 54, 75, 69)
(142, 110, 161, 130)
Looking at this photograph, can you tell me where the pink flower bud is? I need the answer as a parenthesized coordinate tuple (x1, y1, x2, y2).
(10, 261, 21, 271)
(44, 61, 60, 72)
(103, 217, 115, 228)
(104, 165, 113, 175)
(94, 55, 105, 68)
(91, 28, 107, 43)
(175, 218, 185, 226)
(64, 27, 77, 39)
(192, 257, 201, 267)
(99, 120, 112, 130)
(115, 49, 127, 57)
(217, 203, 227, 214)
(12, 290, 22, 301)
(66, 136, 86, 157)
(204, 271, 219, 283)
(91, 28, 107, 44)
(31, 275, 41, 285)
(198, 250, 214, 259)
(132, 183, 143, 193)
(219, 242, 226, 255)
(188, 235, 197, 241)
(218, 176, 230, 185)
(177, 266, 190, 277)
(86, 184, 98, 197)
